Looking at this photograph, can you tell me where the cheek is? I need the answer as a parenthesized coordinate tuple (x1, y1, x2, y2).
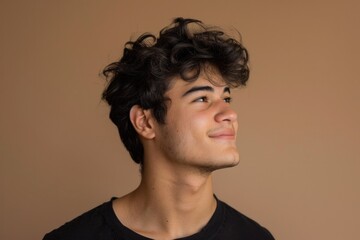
(187, 113, 211, 137)
(234, 120, 239, 132)
(169, 106, 213, 139)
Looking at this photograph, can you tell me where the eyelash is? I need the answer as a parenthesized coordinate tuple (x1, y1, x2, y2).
(194, 96, 232, 103)
(195, 96, 209, 102)
(224, 97, 232, 103)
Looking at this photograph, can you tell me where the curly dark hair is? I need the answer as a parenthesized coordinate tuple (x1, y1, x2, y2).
(102, 17, 249, 165)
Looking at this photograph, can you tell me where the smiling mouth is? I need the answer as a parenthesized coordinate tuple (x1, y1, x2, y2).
(208, 129, 236, 140)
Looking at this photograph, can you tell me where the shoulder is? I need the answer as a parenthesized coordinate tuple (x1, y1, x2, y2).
(217, 200, 275, 240)
(43, 199, 117, 240)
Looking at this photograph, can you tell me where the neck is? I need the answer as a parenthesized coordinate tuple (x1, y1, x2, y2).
(114, 163, 216, 239)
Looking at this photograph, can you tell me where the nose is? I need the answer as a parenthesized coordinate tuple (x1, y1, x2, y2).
(214, 101, 238, 123)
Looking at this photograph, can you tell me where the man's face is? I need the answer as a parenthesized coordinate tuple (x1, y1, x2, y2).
(153, 69, 239, 173)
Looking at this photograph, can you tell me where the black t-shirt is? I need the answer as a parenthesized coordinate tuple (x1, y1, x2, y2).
(43, 198, 274, 240)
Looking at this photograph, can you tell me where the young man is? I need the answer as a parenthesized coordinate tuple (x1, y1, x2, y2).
(44, 18, 274, 240)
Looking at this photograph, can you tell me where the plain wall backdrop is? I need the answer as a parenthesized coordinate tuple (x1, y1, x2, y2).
(1, 0, 359, 239)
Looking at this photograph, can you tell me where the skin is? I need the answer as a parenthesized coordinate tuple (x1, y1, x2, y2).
(113, 69, 240, 239)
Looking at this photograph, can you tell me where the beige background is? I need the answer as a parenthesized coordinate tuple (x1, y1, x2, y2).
(1, 0, 359, 239)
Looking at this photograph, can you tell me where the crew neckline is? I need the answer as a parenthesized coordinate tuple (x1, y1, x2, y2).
(103, 196, 225, 240)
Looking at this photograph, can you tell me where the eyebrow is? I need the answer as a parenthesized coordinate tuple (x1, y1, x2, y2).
(182, 85, 230, 97)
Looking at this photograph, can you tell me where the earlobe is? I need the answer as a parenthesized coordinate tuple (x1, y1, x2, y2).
(129, 105, 155, 139)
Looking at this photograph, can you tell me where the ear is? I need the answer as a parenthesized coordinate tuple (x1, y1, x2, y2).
(129, 105, 156, 139)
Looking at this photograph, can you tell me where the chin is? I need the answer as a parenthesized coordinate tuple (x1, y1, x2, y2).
(221, 157, 240, 169)
(221, 153, 240, 168)
(198, 155, 240, 174)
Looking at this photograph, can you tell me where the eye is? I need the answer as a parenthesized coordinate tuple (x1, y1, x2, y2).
(224, 97, 232, 103)
(194, 96, 208, 102)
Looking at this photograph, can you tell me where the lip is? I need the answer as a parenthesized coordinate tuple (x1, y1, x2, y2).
(208, 128, 236, 140)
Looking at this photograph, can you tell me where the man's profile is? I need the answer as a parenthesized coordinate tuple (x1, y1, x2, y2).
(43, 17, 274, 240)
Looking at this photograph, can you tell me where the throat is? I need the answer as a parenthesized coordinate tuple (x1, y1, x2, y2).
(113, 175, 217, 239)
